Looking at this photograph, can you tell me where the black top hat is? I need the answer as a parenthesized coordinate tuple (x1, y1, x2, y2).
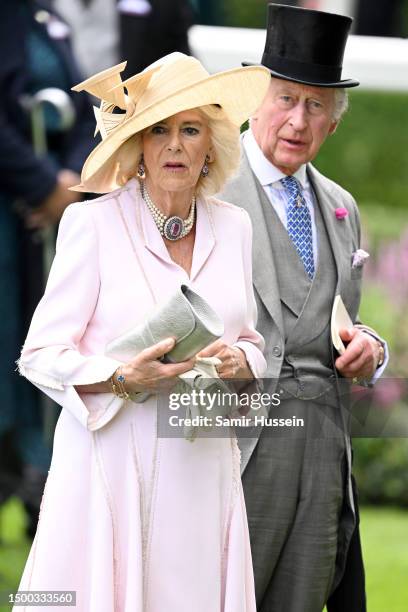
(243, 3, 359, 88)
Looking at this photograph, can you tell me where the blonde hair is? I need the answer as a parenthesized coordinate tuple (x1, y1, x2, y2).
(114, 105, 241, 197)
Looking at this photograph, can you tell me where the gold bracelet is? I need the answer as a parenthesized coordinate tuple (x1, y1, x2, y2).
(110, 367, 130, 400)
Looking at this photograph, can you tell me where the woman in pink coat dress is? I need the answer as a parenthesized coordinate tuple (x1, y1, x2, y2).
(15, 53, 270, 611)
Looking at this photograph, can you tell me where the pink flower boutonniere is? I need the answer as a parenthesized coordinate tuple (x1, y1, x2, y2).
(335, 207, 348, 220)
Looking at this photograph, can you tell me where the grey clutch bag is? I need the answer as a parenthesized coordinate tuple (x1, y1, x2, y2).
(106, 284, 224, 363)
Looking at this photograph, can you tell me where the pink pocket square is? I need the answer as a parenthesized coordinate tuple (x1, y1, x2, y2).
(352, 249, 370, 268)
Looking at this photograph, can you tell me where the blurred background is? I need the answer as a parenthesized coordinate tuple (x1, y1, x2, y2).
(0, 1, 407, 611)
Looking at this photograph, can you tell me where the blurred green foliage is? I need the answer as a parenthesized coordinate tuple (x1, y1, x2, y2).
(360, 507, 408, 612)
(195, 0, 269, 27)
(315, 90, 408, 212)
(219, 0, 268, 28)
(0, 498, 30, 612)
(358, 285, 396, 346)
(352, 280, 408, 508)
(360, 204, 408, 252)
(318, 90, 408, 507)
(353, 439, 408, 507)
(198, 0, 408, 33)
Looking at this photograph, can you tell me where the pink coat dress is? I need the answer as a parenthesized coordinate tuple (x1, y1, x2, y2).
(16, 178, 266, 612)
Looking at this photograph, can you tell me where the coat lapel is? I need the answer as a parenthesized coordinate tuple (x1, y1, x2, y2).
(189, 199, 216, 282)
(229, 153, 284, 334)
(308, 165, 362, 321)
(307, 165, 343, 293)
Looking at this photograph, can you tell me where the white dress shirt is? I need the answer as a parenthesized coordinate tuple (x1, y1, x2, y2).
(243, 128, 319, 267)
(242, 128, 388, 382)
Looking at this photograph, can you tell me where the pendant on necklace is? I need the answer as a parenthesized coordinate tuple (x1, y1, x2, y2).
(140, 181, 195, 241)
(164, 216, 185, 240)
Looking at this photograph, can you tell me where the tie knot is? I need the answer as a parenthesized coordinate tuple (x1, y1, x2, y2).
(280, 175, 301, 195)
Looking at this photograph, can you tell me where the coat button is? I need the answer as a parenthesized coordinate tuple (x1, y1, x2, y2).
(272, 346, 282, 357)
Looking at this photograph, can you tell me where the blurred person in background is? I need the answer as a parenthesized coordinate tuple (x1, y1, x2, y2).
(0, 0, 94, 536)
(194, 0, 217, 25)
(119, 0, 194, 77)
(53, 0, 120, 77)
(52, 1, 195, 85)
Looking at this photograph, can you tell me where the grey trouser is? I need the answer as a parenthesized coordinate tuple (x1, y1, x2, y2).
(242, 398, 347, 612)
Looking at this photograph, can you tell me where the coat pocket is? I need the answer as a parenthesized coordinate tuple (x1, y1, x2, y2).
(350, 265, 363, 280)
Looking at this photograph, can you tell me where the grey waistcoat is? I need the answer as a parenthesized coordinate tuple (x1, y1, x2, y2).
(259, 183, 337, 385)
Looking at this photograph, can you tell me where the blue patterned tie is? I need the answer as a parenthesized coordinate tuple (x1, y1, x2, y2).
(280, 175, 315, 279)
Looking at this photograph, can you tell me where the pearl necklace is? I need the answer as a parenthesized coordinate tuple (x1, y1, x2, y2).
(141, 182, 196, 241)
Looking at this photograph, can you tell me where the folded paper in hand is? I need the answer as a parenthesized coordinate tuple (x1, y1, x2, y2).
(331, 294, 353, 355)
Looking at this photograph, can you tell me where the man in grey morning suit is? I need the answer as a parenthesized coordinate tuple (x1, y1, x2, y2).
(219, 5, 388, 612)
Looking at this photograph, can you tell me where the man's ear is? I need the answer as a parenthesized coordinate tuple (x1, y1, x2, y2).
(328, 120, 338, 136)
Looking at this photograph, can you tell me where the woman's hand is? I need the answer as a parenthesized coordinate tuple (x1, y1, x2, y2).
(120, 337, 196, 393)
(197, 340, 253, 380)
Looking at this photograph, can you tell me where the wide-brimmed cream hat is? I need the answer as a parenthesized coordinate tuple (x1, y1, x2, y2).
(71, 52, 270, 193)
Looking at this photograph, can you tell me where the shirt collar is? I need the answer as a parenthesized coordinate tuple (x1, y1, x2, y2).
(243, 128, 308, 189)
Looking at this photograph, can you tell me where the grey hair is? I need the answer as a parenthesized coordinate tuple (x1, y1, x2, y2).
(114, 105, 241, 197)
(333, 88, 349, 122)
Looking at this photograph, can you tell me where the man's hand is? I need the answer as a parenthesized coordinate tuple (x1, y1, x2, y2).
(25, 169, 82, 229)
(335, 327, 381, 381)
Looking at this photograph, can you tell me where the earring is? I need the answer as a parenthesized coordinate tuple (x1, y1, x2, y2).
(137, 154, 146, 180)
(201, 155, 210, 178)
